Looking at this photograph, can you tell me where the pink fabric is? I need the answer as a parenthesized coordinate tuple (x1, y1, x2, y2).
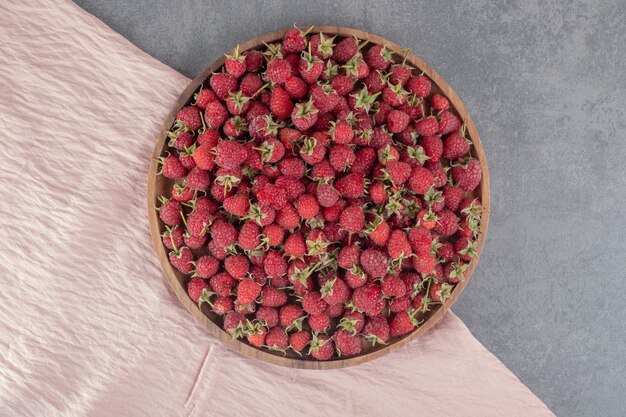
(0, 1, 554, 416)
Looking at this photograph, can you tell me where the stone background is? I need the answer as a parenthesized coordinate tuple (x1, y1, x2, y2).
(72, 1, 626, 415)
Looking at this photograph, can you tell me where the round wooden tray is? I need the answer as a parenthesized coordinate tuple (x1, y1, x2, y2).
(147, 26, 490, 369)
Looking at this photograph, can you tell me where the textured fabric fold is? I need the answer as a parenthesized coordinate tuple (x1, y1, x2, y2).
(0, 1, 554, 416)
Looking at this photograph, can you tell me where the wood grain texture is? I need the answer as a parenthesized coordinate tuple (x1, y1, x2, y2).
(147, 26, 490, 369)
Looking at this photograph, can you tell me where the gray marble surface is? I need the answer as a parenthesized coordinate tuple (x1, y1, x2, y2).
(73, 1, 626, 415)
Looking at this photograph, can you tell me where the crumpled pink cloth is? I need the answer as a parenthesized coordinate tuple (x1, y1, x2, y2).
(0, 1, 554, 416)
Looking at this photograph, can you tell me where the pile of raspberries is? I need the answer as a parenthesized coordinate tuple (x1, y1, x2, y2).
(156, 26, 483, 360)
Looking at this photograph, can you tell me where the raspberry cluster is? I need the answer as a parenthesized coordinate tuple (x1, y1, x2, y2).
(156, 26, 483, 360)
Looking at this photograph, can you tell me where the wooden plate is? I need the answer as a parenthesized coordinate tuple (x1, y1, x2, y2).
(147, 26, 490, 369)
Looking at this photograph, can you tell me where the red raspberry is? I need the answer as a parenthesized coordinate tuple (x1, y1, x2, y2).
(162, 225, 184, 250)
(158, 198, 182, 226)
(433, 209, 459, 237)
(344, 266, 367, 289)
(264, 251, 288, 278)
(363, 315, 390, 345)
(210, 219, 238, 247)
(224, 255, 249, 280)
(308, 313, 330, 333)
(407, 226, 433, 255)
(386, 109, 410, 133)
(451, 159, 482, 191)
(261, 223, 284, 248)
(266, 58, 292, 84)
(279, 304, 305, 329)
(339, 205, 365, 234)
(175, 106, 202, 131)
(265, 327, 289, 350)
(429, 282, 453, 304)
(169, 131, 194, 151)
(187, 278, 210, 303)
(389, 296, 411, 313)
(319, 275, 351, 306)
(329, 144, 356, 171)
(338, 245, 361, 269)
(210, 272, 235, 297)
(197, 128, 219, 146)
(381, 274, 406, 298)
(299, 54, 324, 84)
(223, 193, 249, 217)
(186, 167, 210, 190)
(442, 130, 470, 160)
(213, 296, 234, 315)
(169, 247, 195, 275)
(237, 221, 261, 251)
(331, 74, 355, 96)
(284, 76, 308, 99)
(224, 46, 246, 78)
(331, 120, 354, 144)
(389, 64, 411, 86)
(443, 261, 468, 284)
(309, 33, 334, 59)
(431, 94, 450, 111)
(236, 279, 261, 305)
(194, 88, 218, 110)
(389, 311, 417, 337)
(166, 166, 194, 194)
(443, 186, 463, 211)
(335, 173, 364, 199)
(261, 285, 288, 307)
(365, 44, 393, 71)
(359, 249, 388, 279)
(438, 110, 462, 135)
(309, 334, 334, 360)
(352, 284, 383, 313)
(223, 311, 245, 337)
(387, 229, 412, 260)
(350, 147, 377, 175)
(363, 70, 387, 93)
(209, 73, 237, 100)
(366, 217, 391, 247)
(415, 116, 440, 136)
(256, 184, 287, 210)
(295, 194, 320, 220)
(270, 86, 294, 119)
(420, 135, 443, 164)
(195, 255, 220, 279)
(301, 291, 328, 315)
(214, 140, 248, 169)
(276, 203, 300, 229)
(406, 75, 431, 97)
(240, 73, 263, 96)
(413, 251, 436, 274)
(158, 154, 187, 179)
(192, 144, 215, 171)
(183, 233, 206, 250)
(255, 306, 279, 327)
(282, 26, 310, 53)
(334, 329, 362, 356)
(333, 37, 358, 64)
(289, 331, 312, 352)
(368, 181, 388, 205)
(283, 233, 306, 259)
(454, 236, 477, 261)
(371, 126, 393, 148)
(408, 166, 435, 194)
(386, 161, 412, 186)
(243, 49, 263, 72)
